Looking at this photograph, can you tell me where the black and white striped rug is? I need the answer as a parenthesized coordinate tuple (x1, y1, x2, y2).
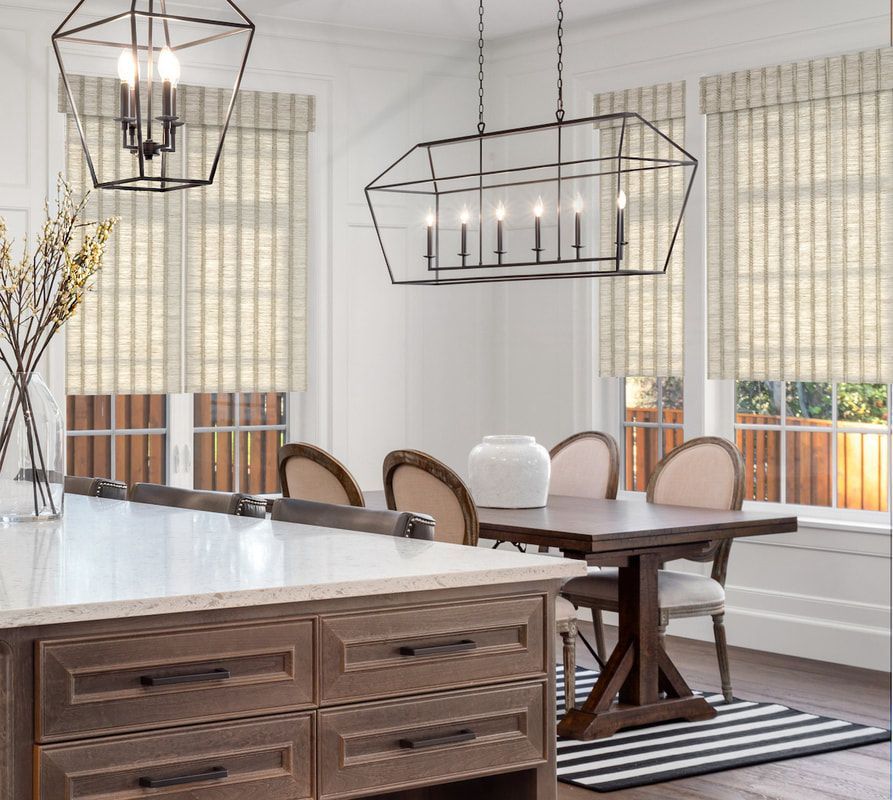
(556, 665, 889, 792)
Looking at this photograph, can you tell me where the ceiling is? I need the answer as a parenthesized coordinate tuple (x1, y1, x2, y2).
(244, 0, 678, 40)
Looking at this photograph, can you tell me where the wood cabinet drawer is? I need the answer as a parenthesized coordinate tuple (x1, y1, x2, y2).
(319, 595, 545, 703)
(36, 619, 315, 742)
(36, 713, 314, 800)
(318, 681, 547, 799)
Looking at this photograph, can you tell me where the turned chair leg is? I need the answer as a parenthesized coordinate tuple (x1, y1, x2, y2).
(712, 613, 733, 703)
(591, 608, 607, 662)
(561, 621, 577, 713)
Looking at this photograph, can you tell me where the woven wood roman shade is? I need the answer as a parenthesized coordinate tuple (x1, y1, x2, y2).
(62, 77, 315, 395)
(701, 48, 892, 383)
(596, 82, 686, 378)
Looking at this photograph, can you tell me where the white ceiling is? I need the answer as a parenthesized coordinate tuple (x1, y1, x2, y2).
(245, 0, 678, 40)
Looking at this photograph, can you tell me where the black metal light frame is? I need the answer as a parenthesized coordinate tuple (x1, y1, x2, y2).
(53, 0, 254, 192)
(365, 111, 698, 286)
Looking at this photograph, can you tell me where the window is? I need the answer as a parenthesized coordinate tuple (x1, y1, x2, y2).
(735, 382, 890, 511)
(622, 377, 684, 491)
(66, 395, 167, 485)
(194, 393, 287, 494)
(66, 392, 287, 494)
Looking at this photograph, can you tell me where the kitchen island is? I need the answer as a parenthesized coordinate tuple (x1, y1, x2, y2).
(0, 495, 583, 800)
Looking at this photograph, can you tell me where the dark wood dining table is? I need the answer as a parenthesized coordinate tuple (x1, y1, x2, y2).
(365, 491, 797, 741)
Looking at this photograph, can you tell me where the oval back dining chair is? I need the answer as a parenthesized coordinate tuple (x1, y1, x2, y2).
(279, 443, 365, 507)
(549, 431, 620, 501)
(129, 483, 267, 517)
(546, 431, 620, 658)
(382, 448, 580, 712)
(64, 475, 128, 500)
(561, 436, 745, 702)
(272, 497, 435, 540)
(382, 449, 477, 546)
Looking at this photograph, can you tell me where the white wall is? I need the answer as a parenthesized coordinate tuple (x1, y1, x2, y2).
(486, 0, 892, 670)
(0, 0, 498, 491)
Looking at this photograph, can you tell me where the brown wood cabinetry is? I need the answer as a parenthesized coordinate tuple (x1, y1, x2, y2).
(36, 714, 315, 800)
(1, 582, 559, 800)
(318, 682, 547, 799)
(36, 618, 316, 741)
(319, 595, 546, 704)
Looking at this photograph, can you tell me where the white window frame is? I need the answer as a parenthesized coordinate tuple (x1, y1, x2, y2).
(45, 54, 333, 492)
(66, 396, 169, 483)
(583, 76, 891, 532)
(620, 377, 685, 492)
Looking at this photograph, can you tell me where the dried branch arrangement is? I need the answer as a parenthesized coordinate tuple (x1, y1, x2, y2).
(0, 179, 116, 517)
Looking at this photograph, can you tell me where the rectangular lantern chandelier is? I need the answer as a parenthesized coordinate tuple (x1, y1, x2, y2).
(365, 111, 697, 285)
(366, 0, 697, 286)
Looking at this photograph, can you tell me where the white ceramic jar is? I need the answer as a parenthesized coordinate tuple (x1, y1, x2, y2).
(468, 435, 551, 509)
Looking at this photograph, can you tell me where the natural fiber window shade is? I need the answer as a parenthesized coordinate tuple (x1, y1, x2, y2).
(701, 48, 893, 383)
(63, 77, 314, 395)
(596, 82, 685, 378)
(184, 91, 310, 393)
(64, 89, 182, 395)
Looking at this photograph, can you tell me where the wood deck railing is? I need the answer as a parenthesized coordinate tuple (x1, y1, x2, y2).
(626, 408, 888, 511)
(66, 393, 284, 495)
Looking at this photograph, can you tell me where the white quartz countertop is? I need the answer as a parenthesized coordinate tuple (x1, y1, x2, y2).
(0, 495, 584, 628)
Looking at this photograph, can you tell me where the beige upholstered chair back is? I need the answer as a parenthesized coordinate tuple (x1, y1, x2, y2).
(278, 443, 365, 507)
(549, 432, 620, 500)
(383, 450, 478, 546)
(646, 437, 745, 511)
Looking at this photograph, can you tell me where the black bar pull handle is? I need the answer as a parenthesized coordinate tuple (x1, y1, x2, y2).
(400, 730, 476, 749)
(399, 639, 476, 657)
(138, 766, 228, 788)
(140, 668, 231, 687)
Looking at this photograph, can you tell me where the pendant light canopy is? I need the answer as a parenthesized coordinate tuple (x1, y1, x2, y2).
(53, 0, 254, 192)
(366, 0, 697, 285)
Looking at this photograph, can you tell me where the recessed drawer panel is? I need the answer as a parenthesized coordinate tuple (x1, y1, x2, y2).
(319, 595, 545, 703)
(36, 714, 314, 800)
(36, 619, 315, 742)
(318, 681, 547, 799)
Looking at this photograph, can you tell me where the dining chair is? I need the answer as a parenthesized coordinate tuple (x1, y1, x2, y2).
(272, 497, 435, 540)
(279, 443, 365, 507)
(545, 431, 620, 660)
(560, 436, 745, 702)
(64, 475, 128, 500)
(383, 448, 580, 712)
(129, 483, 268, 518)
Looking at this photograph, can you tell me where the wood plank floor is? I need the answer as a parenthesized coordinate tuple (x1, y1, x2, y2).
(558, 622, 891, 800)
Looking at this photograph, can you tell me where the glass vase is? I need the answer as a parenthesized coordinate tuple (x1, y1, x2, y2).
(0, 371, 64, 522)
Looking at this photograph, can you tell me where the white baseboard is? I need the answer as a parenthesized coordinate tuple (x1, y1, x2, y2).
(592, 606, 891, 672)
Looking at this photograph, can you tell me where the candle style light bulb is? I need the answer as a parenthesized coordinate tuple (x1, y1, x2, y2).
(572, 195, 584, 256)
(617, 189, 627, 210)
(157, 46, 181, 86)
(532, 196, 544, 259)
(117, 49, 137, 87)
(460, 206, 470, 224)
(494, 203, 506, 261)
(425, 209, 435, 261)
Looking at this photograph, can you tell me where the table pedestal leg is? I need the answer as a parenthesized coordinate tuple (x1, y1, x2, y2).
(557, 552, 716, 741)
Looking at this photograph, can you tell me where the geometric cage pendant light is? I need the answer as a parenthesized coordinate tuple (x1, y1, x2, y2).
(366, 0, 697, 285)
(53, 0, 254, 192)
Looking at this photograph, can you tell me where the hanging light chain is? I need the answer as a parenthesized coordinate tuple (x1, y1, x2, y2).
(477, 0, 486, 134)
(555, 0, 565, 122)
